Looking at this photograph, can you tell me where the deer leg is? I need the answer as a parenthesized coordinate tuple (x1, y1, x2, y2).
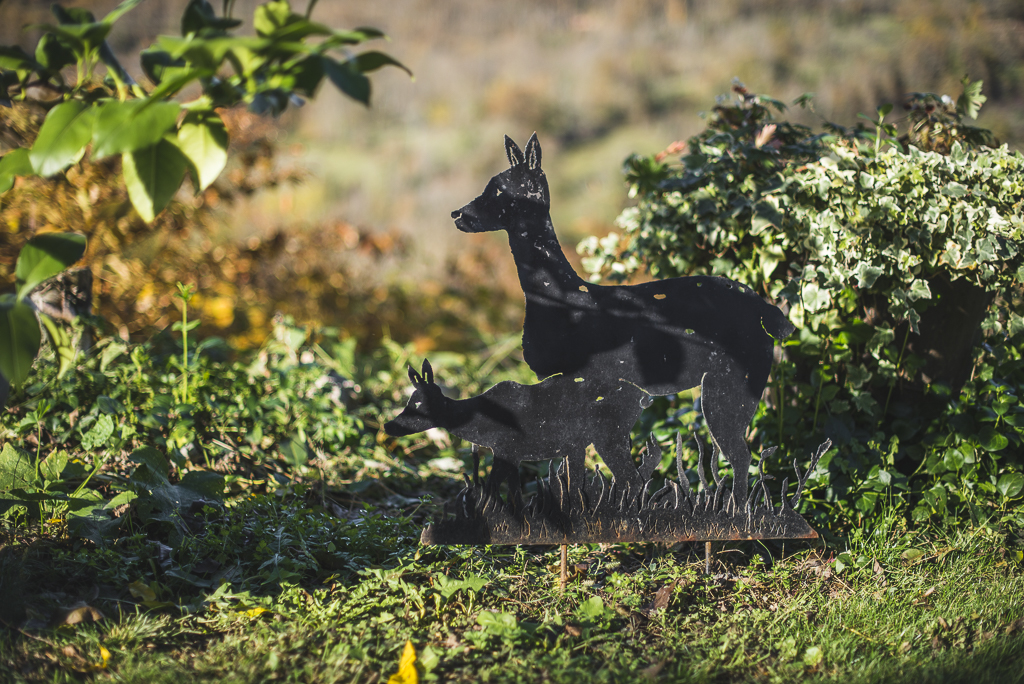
(700, 371, 757, 508)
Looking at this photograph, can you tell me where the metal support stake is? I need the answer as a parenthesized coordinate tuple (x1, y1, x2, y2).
(559, 544, 568, 590)
(705, 541, 712, 575)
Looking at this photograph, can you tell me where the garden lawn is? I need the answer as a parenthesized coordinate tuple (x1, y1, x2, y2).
(1, 497, 1022, 683)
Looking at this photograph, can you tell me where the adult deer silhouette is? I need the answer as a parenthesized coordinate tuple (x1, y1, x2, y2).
(385, 360, 656, 504)
(451, 134, 795, 505)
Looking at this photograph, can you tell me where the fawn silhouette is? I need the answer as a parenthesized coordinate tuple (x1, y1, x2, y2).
(385, 360, 656, 503)
(451, 134, 795, 505)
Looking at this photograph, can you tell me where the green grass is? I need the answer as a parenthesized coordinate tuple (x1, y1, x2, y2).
(1, 497, 1022, 683)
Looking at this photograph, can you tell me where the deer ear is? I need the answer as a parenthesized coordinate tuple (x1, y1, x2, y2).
(408, 365, 420, 386)
(525, 132, 542, 170)
(422, 359, 433, 385)
(505, 135, 525, 167)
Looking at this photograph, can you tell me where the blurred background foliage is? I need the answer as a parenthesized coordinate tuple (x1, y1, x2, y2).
(3, 0, 1023, 354)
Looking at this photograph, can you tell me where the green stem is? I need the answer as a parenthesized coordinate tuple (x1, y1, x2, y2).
(880, 325, 912, 424)
(181, 303, 189, 404)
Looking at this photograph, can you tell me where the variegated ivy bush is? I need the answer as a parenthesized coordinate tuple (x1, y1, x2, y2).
(581, 82, 1024, 521)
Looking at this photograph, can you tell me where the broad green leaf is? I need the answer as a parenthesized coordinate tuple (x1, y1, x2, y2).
(39, 314, 76, 378)
(102, 0, 146, 25)
(0, 443, 35, 491)
(477, 611, 518, 636)
(253, 0, 294, 36)
(80, 414, 115, 451)
(0, 148, 33, 194)
(577, 596, 607, 621)
(15, 232, 87, 299)
(353, 51, 411, 76)
(179, 471, 225, 498)
(0, 299, 41, 387)
(323, 57, 370, 105)
(175, 111, 228, 191)
(997, 473, 1024, 499)
(181, 0, 242, 35)
(281, 438, 308, 467)
(92, 100, 181, 159)
(978, 426, 1009, 452)
(129, 446, 169, 483)
(28, 101, 96, 177)
(122, 139, 189, 222)
(27, 22, 112, 54)
(40, 450, 69, 482)
(0, 45, 39, 74)
(943, 448, 964, 471)
(34, 32, 76, 72)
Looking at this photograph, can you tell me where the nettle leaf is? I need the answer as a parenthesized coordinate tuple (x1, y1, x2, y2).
(92, 99, 182, 159)
(15, 232, 87, 299)
(28, 100, 96, 177)
(0, 148, 33, 194)
(122, 139, 189, 222)
(0, 298, 41, 387)
(174, 112, 228, 191)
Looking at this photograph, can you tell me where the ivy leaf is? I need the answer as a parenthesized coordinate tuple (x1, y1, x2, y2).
(957, 77, 986, 121)
(15, 232, 87, 300)
(174, 111, 228, 191)
(0, 298, 42, 388)
(0, 148, 33, 194)
(92, 99, 182, 159)
(122, 139, 189, 222)
(800, 281, 831, 312)
(28, 101, 96, 177)
(907, 279, 932, 302)
(854, 263, 883, 289)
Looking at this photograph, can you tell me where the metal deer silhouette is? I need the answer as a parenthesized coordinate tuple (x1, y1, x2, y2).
(451, 134, 795, 505)
(385, 360, 656, 503)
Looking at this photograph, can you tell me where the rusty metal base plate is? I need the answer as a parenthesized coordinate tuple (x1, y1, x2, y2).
(420, 439, 829, 546)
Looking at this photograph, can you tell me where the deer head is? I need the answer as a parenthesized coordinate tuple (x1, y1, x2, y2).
(384, 359, 450, 436)
(451, 133, 550, 234)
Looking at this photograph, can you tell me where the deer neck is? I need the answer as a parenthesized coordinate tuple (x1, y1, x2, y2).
(506, 213, 584, 300)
